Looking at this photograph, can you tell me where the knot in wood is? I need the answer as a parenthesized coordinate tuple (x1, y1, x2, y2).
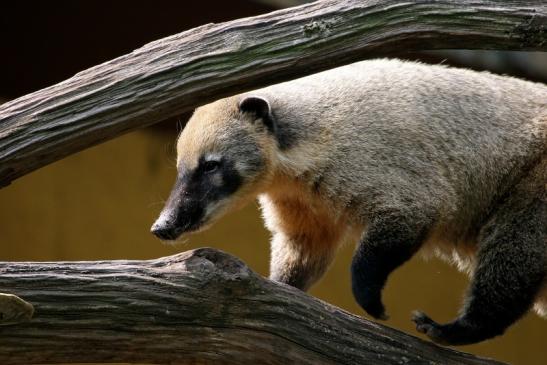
(191, 247, 253, 281)
(511, 13, 546, 48)
(303, 20, 334, 37)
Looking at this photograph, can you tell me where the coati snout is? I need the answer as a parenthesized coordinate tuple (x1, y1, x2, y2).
(150, 176, 205, 240)
(151, 155, 249, 240)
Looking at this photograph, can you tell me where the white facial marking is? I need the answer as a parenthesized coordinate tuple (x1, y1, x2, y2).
(204, 152, 222, 163)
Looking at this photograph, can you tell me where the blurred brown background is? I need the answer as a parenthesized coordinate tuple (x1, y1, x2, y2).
(1, 1, 546, 364)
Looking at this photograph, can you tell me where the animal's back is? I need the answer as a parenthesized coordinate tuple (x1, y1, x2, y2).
(255, 59, 547, 235)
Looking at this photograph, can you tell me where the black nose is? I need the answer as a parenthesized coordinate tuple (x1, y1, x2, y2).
(150, 223, 179, 240)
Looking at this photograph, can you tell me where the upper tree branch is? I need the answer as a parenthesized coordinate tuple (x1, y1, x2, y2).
(0, 0, 546, 187)
(0, 248, 506, 365)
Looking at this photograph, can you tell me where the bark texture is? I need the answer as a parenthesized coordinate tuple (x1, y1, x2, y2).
(1, 0, 546, 187)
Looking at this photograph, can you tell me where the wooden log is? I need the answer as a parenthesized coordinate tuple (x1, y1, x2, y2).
(0, 248, 507, 365)
(0, 0, 546, 187)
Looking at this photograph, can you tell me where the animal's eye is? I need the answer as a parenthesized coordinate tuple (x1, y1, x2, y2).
(203, 160, 220, 173)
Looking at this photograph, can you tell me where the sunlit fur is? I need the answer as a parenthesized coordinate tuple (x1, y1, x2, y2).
(173, 59, 547, 344)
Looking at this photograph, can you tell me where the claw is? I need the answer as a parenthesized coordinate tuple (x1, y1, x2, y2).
(411, 310, 448, 345)
(412, 310, 433, 332)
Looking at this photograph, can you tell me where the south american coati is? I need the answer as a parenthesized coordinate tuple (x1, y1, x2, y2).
(151, 59, 547, 345)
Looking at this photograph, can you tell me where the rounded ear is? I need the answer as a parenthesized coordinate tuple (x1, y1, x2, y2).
(238, 96, 271, 120)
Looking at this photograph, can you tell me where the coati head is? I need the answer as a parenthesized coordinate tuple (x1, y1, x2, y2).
(151, 95, 278, 241)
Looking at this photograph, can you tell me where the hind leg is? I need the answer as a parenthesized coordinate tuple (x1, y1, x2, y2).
(413, 178, 546, 345)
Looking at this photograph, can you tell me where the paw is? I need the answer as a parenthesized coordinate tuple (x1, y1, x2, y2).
(354, 291, 389, 320)
(411, 310, 447, 345)
(0, 293, 34, 326)
(366, 301, 389, 321)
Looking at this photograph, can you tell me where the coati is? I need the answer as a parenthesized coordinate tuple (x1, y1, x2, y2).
(151, 59, 547, 346)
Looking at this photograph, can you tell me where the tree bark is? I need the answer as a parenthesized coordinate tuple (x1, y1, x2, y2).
(0, 248, 507, 365)
(0, 0, 546, 187)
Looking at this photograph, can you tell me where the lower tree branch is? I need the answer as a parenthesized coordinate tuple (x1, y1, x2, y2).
(0, 248, 505, 365)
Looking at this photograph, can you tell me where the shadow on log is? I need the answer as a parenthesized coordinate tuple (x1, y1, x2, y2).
(0, 248, 506, 365)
